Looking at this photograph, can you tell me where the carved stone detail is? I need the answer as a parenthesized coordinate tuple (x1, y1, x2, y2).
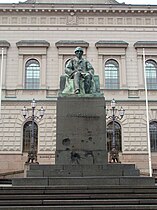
(67, 15, 77, 25)
(0, 15, 155, 28)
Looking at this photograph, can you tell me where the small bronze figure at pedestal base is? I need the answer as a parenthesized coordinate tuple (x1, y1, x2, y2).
(109, 148, 121, 163)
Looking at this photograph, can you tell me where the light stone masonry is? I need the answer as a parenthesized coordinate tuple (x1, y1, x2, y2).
(0, 1, 157, 175)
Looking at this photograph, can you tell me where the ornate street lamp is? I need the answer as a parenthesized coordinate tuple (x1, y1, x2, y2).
(106, 99, 125, 163)
(22, 99, 45, 164)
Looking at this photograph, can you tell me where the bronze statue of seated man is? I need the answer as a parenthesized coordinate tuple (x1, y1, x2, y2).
(61, 47, 97, 95)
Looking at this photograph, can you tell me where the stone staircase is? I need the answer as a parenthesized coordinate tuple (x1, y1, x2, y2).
(7, 163, 156, 209)
(0, 185, 157, 209)
(2, 97, 156, 209)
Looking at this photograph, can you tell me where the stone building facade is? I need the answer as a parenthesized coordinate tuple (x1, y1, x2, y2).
(0, 0, 157, 175)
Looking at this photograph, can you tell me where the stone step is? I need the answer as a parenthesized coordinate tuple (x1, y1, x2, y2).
(1, 185, 157, 194)
(0, 205, 157, 210)
(0, 185, 157, 209)
(29, 164, 137, 169)
(0, 179, 12, 185)
(0, 193, 157, 199)
(26, 164, 140, 177)
(0, 198, 157, 206)
(12, 176, 155, 186)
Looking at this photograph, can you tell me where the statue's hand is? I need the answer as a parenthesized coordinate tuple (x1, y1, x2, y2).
(81, 72, 86, 78)
(78, 68, 82, 71)
(84, 72, 91, 77)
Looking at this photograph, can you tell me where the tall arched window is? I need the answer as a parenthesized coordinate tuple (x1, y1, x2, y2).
(104, 59, 119, 89)
(25, 59, 40, 89)
(146, 59, 157, 89)
(23, 121, 38, 153)
(107, 121, 122, 152)
(150, 121, 157, 152)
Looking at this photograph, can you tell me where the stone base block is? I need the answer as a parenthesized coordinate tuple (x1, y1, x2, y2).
(26, 163, 140, 178)
(12, 176, 155, 186)
(55, 150, 108, 165)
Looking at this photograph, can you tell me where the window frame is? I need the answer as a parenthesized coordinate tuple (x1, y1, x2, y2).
(23, 121, 38, 153)
(25, 58, 40, 89)
(16, 40, 49, 89)
(107, 121, 122, 152)
(145, 59, 157, 90)
(150, 121, 157, 152)
(134, 41, 157, 89)
(104, 59, 120, 90)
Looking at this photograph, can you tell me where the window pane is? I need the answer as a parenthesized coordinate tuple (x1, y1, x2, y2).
(150, 121, 157, 152)
(23, 121, 38, 153)
(104, 59, 119, 89)
(146, 60, 157, 90)
(107, 121, 122, 152)
(25, 59, 40, 89)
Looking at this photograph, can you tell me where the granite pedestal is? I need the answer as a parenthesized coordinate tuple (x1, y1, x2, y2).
(55, 96, 107, 165)
(12, 96, 155, 186)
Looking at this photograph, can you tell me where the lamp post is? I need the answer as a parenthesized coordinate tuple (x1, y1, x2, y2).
(22, 99, 45, 164)
(106, 99, 125, 163)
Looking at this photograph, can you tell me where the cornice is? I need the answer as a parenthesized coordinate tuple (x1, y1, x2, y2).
(16, 40, 50, 48)
(0, 3, 156, 14)
(95, 40, 128, 48)
(0, 40, 10, 48)
(55, 40, 89, 48)
(134, 41, 157, 48)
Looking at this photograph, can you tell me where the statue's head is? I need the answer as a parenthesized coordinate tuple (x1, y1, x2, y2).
(74, 47, 84, 53)
(74, 47, 83, 59)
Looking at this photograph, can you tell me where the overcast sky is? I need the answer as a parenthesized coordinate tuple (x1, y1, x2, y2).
(0, 0, 156, 4)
